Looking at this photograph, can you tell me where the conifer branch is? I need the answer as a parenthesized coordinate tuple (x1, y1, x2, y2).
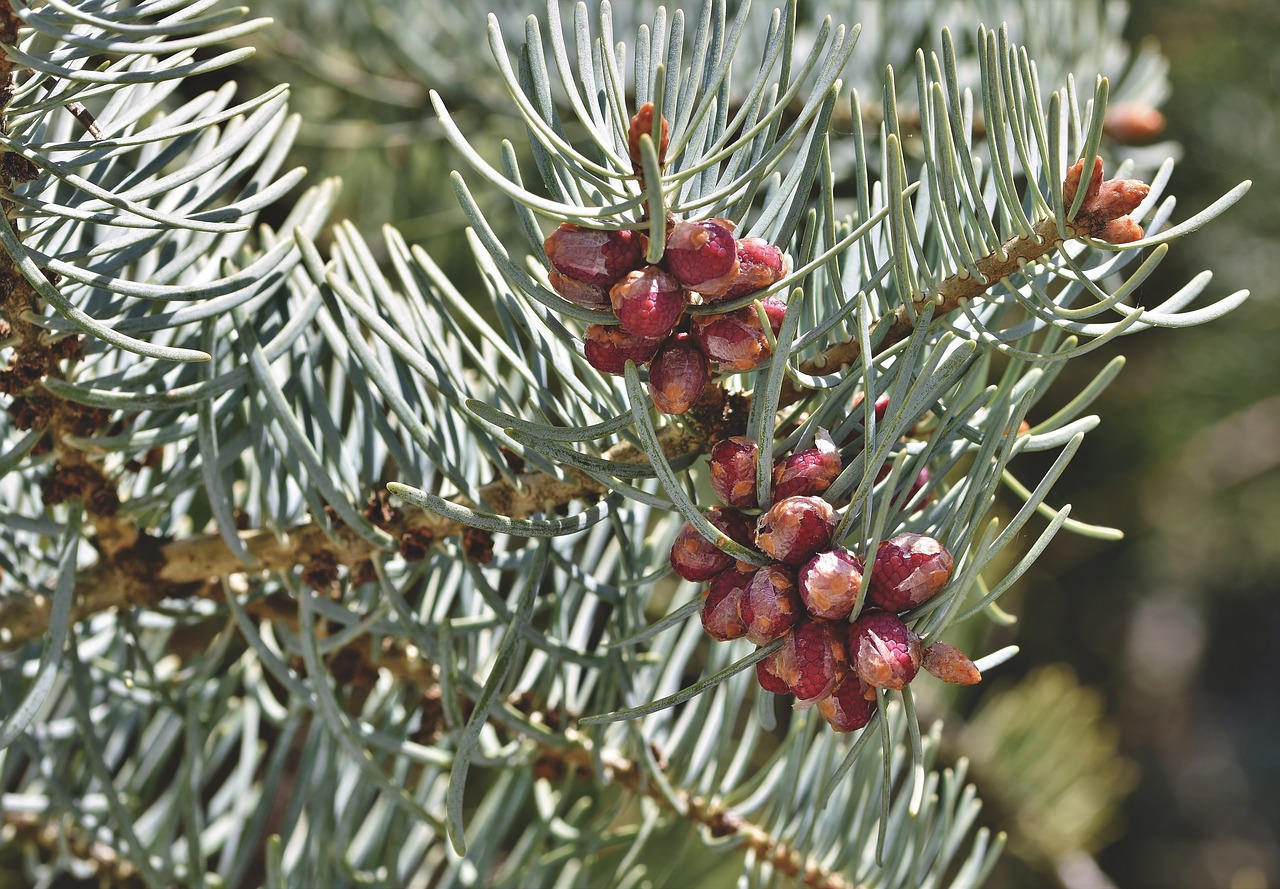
(0, 413, 710, 649)
(790, 160, 1148, 395)
(0, 161, 1145, 652)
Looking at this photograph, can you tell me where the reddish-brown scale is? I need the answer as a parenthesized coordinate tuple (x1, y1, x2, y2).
(848, 610, 922, 691)
(701, 564, 755, 642)
(665, 220, 738, 287)
(739, 563, 801, 645)
(789, 619, 846, 706)
(548, 271, 612, 310)
(755, 496, 836, 566)
(669, 507, 755, 582)
(582, 324, 663, 375)
(773, 428, 842, 499)
(648, 333, 710, 415)
(756, 637, 798, 695)
(797, 547, 864, 621)
(544, 223, 646, 287)
(697, 237, 787, 301)
(818, 674, 878, 732)
(709, 436, 760, 508)
(866, 533, 954, 613)
(610, 266, 686, 338)
(690, 307, 771, 372)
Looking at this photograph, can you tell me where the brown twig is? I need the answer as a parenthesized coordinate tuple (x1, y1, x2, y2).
(549, 739, 854, 889)
(781, 214, 1070, 404)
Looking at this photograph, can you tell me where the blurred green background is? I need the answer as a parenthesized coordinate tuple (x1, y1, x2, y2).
(1003, 1, 1280, 886)
(227, 1, 1278, 885)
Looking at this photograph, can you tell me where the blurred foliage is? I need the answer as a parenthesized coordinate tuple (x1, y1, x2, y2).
(1002, 1, 1280, 887)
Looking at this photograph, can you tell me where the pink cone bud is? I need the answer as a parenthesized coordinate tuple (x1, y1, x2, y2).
(582, 324, 663, 375)
(690, 307, 771, 371)
(609, 266, 686, 338)
(549, 270, 612, 309)
(848, 610, 922, 691)
(756, 496, 836, 566)
(819, 674, 878, 732)
(701, 564, 754, 642)
(544, 223, 645, 287)
(697, 237, 787, 301)
(648, 333, 710, 415)
(669, 507, 754, 582)
(709, 436, 760, 508)
(759, 295, 787, 336)
(665, 220, 737, 287)
(797, 547, 864, 621)
(773, 429, 842, 499)
(740, 563, 802, 645)
(866, 533, 953, 612)
(790, 619, 846, 706)
(757, 638, 798, 695)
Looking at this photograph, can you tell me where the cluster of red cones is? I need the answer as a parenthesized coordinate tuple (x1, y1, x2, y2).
(543, 104, 792, 414)
(671, 430, 981, 732)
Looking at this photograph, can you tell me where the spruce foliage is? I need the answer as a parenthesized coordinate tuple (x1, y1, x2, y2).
(0, 2, 1249, 886)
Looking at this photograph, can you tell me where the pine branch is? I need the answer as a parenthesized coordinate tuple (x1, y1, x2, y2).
(0, 416, 708, 649)
(792, 216, 1072, 391)
(0, 159, 1146, 652)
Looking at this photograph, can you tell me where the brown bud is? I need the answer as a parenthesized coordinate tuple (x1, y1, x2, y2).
(1103, 102, 1166, 144)
(648, 333, 710, 415)
(922, 642, 982, 685)
(1063, 157, 1150, 243)
(628, 102, 669, 168)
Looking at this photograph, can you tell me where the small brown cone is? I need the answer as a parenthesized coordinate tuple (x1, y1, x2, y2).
(628, 102, 669, 169)
(921, 642, 982, 685)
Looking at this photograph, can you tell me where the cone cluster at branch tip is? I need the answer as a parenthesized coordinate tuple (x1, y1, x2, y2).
(670, 429, 980, 733)
(543, 104, 791, 414)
